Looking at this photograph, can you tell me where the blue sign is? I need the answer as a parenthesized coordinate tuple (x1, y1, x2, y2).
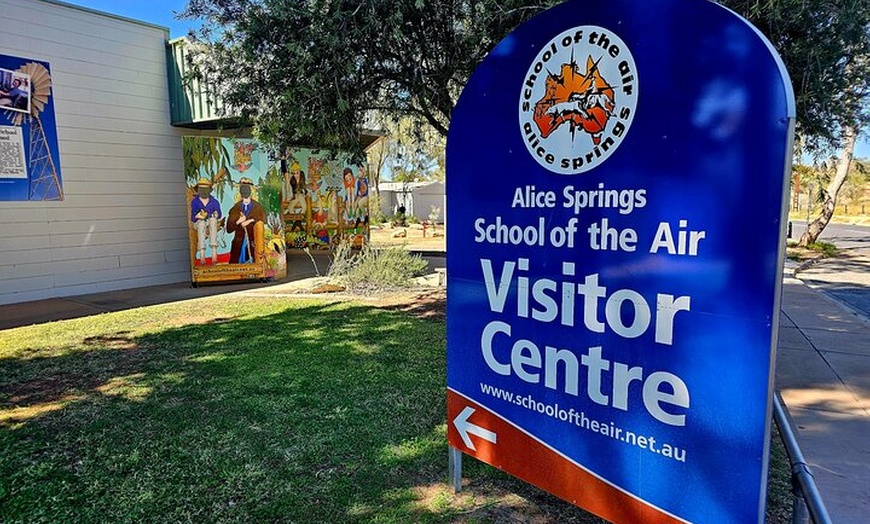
(446, 1, 794, 523)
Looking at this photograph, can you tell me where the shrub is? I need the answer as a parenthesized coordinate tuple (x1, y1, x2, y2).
(368, 207, 387, 225)
(327, 241, 429, 294)
(807, 241, 838, 257)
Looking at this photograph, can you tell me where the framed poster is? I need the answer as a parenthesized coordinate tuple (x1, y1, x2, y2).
(0, 55, 62, 201)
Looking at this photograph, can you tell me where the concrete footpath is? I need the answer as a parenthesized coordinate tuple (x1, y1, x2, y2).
(0, 253, 334, 330)
(778, 261, 869, 523)
(0, 255, 868, 521)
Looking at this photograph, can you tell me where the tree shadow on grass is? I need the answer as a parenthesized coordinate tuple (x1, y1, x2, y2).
(0, 300, 598, 523)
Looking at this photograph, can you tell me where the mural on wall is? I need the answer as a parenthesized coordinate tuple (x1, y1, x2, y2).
(183, 136, 286, 284)
(281, 148, 369, 249)
(0, 55, 63, 201)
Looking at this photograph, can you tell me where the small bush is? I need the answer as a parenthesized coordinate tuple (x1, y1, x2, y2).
(327, 241, 429, 294)
(807, 241, 838, 257)
(368, 206, 387, 225)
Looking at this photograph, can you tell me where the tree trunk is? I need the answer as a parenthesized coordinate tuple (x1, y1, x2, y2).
(798, 126, 857, 247)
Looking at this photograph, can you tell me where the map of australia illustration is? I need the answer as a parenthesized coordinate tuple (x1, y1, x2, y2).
(533, 56, 616, 145)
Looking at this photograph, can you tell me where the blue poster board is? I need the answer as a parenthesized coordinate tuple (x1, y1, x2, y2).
(446, 1, 794, 523)
(0, 55, 63, 201)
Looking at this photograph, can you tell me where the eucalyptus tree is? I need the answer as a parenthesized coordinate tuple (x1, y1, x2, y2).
(180, 0, 557, 159)
(720, 0, 870, 245)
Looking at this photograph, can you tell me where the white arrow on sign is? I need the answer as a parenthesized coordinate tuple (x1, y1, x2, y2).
(453, 406, 497, 451)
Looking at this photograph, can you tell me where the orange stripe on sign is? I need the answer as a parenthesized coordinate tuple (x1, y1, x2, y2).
(446, 390, 687, 524)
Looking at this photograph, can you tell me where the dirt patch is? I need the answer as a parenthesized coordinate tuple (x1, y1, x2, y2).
(408, 478, 603, 523)
(311, 283, 347, 294)
(786, 245, 826, 263)
(362, 288, 446, 320)
(370, 223, 446, 251)
(1, 334, 147, 412)
(82, 333, 138, 350)
(786, 238, 841, 264)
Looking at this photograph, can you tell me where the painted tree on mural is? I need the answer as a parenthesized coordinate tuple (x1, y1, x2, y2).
(182, 137, 233, 199)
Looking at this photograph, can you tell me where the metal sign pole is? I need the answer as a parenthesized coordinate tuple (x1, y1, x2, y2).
(448, 446, 463, 493)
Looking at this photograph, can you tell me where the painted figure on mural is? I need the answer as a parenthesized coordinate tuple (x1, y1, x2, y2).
(282, 157, 307, 214)
(311, 195, 330, 244)
(307, 158, 324, 193)
(190, 178, 222, 265)
(341, 167, 369, 228)
(342, 167, 357, 220)
(326, 190, 339, 224)
(226, 177, 266, 263)
(355, 174, 369, 226)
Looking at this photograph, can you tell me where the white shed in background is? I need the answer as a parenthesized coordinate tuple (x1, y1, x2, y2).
(378, 181, 445, 223)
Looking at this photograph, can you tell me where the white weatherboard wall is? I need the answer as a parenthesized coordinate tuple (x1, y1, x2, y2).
(379, 182, 446, 222)
(0, 0, 189, 305)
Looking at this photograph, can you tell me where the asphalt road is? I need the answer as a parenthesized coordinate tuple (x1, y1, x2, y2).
(789, 220, 870, 251)
(789, 220, 870, 319)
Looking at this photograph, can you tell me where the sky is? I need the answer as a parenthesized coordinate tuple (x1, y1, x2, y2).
(63, 0, 870, 161)
(65, 0, 197, 39)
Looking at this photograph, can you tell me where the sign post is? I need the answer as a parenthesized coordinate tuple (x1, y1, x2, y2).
(446, 1, 794, 523)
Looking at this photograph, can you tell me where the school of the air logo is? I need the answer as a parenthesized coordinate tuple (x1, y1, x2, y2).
(519, 26, 638, 174)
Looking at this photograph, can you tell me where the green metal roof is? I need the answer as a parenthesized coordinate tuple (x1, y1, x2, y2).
(166, 38, 239, 128)
(166, 39, 385, 149)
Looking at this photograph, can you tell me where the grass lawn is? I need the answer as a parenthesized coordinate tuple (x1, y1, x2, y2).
(0, 292, 792, 523)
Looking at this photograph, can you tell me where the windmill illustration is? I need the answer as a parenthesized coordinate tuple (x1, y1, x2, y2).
(3, 62, 63, 201)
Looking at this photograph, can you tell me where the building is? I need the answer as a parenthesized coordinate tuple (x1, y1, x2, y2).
(0, 0, 191, 305)
(0, 0, 379, 305)
(378, 181, 445, 223)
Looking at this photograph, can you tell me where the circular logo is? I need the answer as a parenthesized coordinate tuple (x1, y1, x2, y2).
(519, 26, 638, 174)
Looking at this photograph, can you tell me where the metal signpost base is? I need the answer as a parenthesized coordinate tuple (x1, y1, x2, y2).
(448, 446, 463, 493)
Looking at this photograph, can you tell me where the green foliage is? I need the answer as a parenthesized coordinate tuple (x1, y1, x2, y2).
(391, 212, 407, 227)
(180, 0, 559, 157)
(840, 158, 870, 207)
(182, 136, 231, 183)
(719, 0, 870, 149)
(181, 1, 870, 157)
(766, 422, 794, 524)
(807, 241, 839, 257)
(795, 157, 870, 209)
(327, 241, 428, 294)
(382, 117, 446, 183)
(257, 164, 283, 213)
(368, 205, 387, 225)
